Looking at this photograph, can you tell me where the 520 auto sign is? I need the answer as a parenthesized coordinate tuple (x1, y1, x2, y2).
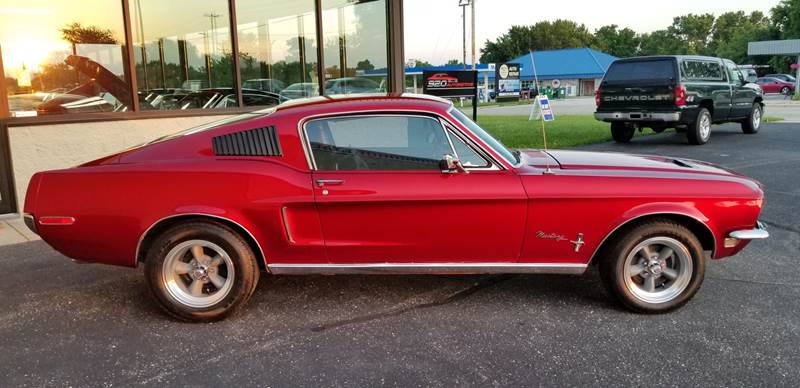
(422, 70, 478, 98)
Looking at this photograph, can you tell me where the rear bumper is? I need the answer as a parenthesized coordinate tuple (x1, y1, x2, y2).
(594, 111, 682, 122)
(725, 221, 769, 248)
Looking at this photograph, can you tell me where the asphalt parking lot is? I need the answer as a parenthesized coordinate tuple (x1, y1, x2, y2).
(1, 122, 798, 387)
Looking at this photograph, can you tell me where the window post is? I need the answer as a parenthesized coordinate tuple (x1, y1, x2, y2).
(315, 0, 326, 95)
(0, 44, 9, 118)
(228, 0, 244, 107)
(121, 0, 141, 112)
(386, 0, 405, 94)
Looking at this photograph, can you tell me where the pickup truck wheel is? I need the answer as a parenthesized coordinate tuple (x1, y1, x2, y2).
(741, 103, 762, 134)
(599, 220, 705, 313)
(144, 222, 260, 322)
(611, 122, 634, 143)
(687, 108, 711, 145)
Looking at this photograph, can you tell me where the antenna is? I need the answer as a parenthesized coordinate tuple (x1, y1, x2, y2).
(529, 50, 553, 175)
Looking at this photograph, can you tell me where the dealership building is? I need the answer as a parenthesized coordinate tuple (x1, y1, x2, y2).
(0, 0, 406, 241)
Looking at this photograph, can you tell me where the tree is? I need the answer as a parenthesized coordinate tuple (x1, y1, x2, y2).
(356, 59, 375, 71)
(769, 0, 800, 73)
(592, 25, 640, 57)
(409, 58, 433, 67)
(480, 20, 594, 63)
(60, 22, 118, 45)
(637, 30, 684, 56)
(667, 13, 715, 54)
(444, 59, 463, 66)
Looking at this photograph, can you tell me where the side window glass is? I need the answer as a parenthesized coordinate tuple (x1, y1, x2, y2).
(446, 130, 490, 168)
(307, 116, 453, 171)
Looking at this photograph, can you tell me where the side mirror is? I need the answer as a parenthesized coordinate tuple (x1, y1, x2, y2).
(440, 154, 469, 174)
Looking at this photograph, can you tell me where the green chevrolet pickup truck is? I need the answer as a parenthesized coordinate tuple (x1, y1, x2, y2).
(594, 55, 764, 145)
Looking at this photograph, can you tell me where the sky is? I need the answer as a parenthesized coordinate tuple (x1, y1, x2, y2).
(404, 0, 783, 65)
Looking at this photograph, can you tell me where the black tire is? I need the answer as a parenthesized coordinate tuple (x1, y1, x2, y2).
(651, 126, 667, 133)
(144, 221, 260, 322)
(780, 86, 790, 95)
(741, 103, 762, 134)
(687, 108, 711, 145)
(599, 219, 705, 313)
(611, 122, 634, 143)
(674, 126, 687, 134)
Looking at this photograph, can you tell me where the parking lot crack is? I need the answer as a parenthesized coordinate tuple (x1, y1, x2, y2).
(707, 276, 800, 288)
(309, 275, 515, 332)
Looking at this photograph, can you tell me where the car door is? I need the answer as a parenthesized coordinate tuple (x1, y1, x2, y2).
(724, 60, 753, 118)
(305, 113, 527, 264)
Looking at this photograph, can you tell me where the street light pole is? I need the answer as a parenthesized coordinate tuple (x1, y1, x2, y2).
(471, 0, 476, 70)
(459, 0, 470, 70)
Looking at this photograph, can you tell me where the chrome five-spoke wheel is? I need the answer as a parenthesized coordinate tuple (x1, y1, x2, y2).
(623, 237, 692, 304)
(599, 219, 705, 313)
(145, 221, 260, 322)
(162, 240, 235, 308)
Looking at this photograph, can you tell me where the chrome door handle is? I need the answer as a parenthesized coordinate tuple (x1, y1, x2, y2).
(316, 179, 345, 187)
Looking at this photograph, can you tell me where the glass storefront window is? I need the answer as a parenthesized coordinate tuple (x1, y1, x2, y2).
(0, 2, 132, 117)
(132, 0, 274, 111)
(322, 0, 388, 95)
(235, 0, 319, 104)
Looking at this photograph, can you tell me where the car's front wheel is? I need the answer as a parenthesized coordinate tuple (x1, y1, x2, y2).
(687, 108, 711, 145)
(144, 221, 260, 322)
(780, 86, 790, 95)
(611, 122, 634, 143)
(741, 103, 762, 134)
(599, 219, 705, 313)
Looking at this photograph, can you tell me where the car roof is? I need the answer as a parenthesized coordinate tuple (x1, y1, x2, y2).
(614, 55, 726, 63)
(273, 93, 453, 113)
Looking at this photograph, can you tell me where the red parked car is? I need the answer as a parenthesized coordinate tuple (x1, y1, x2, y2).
(23, 94, 768, 321)
(756, 77, 795, 94)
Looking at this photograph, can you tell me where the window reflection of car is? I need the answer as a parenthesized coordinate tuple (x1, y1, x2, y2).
(279, 82, 319, 100)
(324, 77, 381, 94)
(177, 88, 282, 110)
(242, 79, 286, 93)
(34, 55, 132, 115)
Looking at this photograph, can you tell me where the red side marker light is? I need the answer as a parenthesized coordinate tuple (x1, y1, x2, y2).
(38, 216, 76, 226)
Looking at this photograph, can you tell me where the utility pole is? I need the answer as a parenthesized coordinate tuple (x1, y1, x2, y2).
(459, 0, 470, 70)
(471, 0, 476, 70)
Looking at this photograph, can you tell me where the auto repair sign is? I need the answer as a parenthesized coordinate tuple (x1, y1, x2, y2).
(496, 63, 521, 100)
(422, 70, 477, 98)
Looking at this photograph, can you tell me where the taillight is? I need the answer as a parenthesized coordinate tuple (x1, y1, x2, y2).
(675, 85, 687, 107)
(595, 89, 601, 107)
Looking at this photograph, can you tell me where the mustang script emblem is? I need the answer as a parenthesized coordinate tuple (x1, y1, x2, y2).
(536, 231, 585, 252)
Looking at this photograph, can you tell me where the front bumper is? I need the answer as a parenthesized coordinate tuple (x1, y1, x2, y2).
(725, 221, 769, 248)
(594, 111, 681, 122)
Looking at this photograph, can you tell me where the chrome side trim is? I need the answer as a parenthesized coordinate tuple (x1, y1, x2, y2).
(587, 212, 717, 264)
(134, 213, 267, 270)
(729, 221, 769, 240)
(267, 262, 587, 275)
(594, 112, 682, 122)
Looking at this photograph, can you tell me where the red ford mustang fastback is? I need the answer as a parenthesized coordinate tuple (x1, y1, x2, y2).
(23, 94, 768, 321)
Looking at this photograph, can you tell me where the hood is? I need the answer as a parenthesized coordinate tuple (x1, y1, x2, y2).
(543, 149, 746, 178)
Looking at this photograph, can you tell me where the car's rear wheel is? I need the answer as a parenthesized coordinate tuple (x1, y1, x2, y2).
(687, 108, 711, 145)
(599, 219, 705, 313)
(741, 103, 762, 134)
(611, 122, 634, 143)
(144, 221, 259, 322)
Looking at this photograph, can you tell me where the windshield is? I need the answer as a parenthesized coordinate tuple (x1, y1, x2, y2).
(449, 108, 519, 165)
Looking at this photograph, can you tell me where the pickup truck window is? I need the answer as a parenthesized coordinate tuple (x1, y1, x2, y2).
(680, 60, 724, 81)
(725, 62, 744, 85)
(604, 60, 676, 82)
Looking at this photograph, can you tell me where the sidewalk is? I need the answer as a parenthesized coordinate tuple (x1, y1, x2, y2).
(0, 218, 39, 245)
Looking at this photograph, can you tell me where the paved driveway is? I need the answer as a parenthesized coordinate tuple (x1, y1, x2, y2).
(474, 94, 800, 121)
(1, 123, 798, 387)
